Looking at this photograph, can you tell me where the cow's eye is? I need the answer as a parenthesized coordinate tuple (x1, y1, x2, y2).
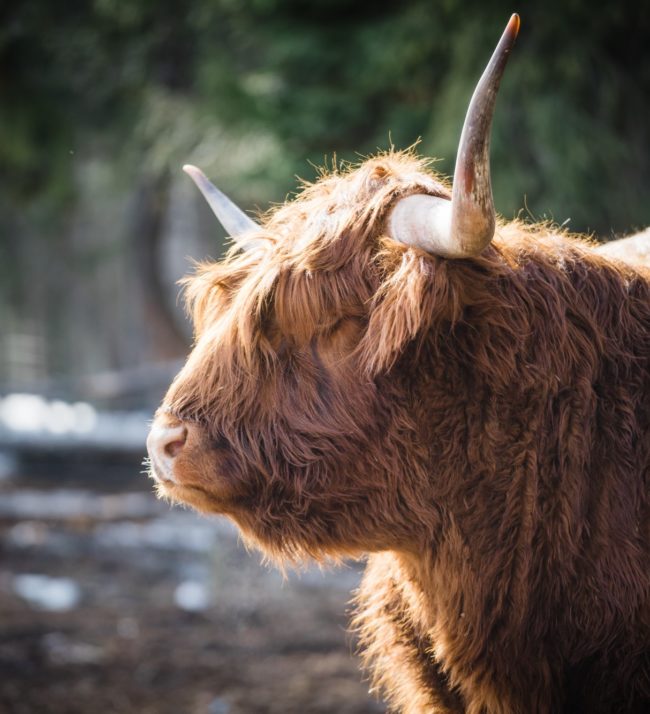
(322, 316, 345, 335)
(211, 431, 231, 451)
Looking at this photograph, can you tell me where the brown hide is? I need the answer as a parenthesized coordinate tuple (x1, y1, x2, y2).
(151, 152, 650, 713)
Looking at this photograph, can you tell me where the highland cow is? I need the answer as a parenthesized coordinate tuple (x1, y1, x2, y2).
(147, 15, 650, 713)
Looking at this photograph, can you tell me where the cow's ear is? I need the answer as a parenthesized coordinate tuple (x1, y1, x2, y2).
(358, 250, 460, 376)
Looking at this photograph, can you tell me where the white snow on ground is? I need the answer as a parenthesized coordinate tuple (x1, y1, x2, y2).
(0, 393, 149, 450)
(12, 574, 81, 612)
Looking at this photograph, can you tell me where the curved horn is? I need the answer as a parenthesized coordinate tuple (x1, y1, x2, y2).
(182, 164, 262, 250)
(388, 14, 520, 258)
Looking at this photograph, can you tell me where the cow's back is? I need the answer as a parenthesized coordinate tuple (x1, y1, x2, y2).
(595, 228, 650, 269)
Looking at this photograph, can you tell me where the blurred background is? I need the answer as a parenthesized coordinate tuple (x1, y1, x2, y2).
(0, 1, 649, 712)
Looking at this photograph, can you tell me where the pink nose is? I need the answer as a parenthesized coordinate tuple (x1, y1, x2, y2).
(146, 422, 187, 482)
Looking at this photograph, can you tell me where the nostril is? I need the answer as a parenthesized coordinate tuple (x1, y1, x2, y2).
(164, 436, 186, 459)
(148, 423, 188, 463)
(161, 424, 187, 459)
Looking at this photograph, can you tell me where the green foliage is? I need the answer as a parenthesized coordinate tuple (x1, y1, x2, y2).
(1, 0, 649, 233)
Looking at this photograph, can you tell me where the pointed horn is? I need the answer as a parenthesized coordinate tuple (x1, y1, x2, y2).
(451, 13, 520, 254)
(183, 165, 262, 250)
(388, 14, 520, 258)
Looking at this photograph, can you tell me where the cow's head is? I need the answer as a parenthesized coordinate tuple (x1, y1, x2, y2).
(147, 16, 520, 562)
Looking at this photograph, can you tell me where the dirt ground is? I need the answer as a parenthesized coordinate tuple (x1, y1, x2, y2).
(0, 461, 386, 714)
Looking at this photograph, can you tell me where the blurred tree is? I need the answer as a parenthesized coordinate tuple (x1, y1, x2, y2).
(2, 1, 649, 229)
(190, 0, 650, 234)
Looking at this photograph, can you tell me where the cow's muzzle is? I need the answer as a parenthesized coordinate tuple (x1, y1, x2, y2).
(146, 418, 188, 484)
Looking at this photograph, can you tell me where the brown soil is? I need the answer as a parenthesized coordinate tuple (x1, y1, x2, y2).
(0, 467, 385, 714)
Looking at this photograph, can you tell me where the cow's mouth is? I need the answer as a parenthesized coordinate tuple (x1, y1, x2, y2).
(153, 476, 229, 516)
(147, 451, 175, 486)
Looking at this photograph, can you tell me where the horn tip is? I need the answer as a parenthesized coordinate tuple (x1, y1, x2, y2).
(507, 13, 521, 37)
(182, 164, 203, 179)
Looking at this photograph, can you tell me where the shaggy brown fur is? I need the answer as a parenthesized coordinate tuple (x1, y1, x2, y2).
(153, 151, 650, 713)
